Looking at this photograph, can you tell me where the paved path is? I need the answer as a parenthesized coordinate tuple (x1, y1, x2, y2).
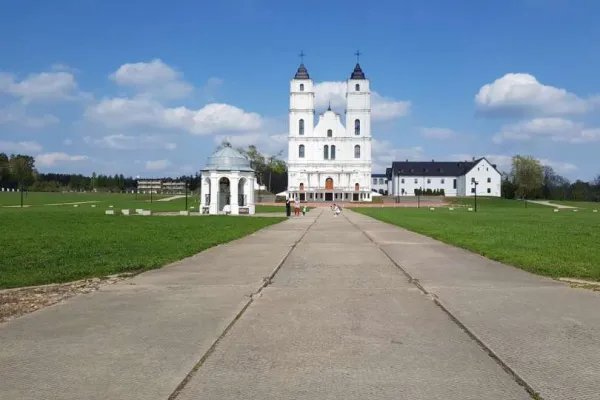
(527, 200, 577, 209)
(156, 195, 186, 202)
(1, 209, 598, 399)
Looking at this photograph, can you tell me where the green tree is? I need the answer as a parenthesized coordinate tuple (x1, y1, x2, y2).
(0, 152, 10, 183)
(9, 154, 37, 207)
(510, 155, 544, 200)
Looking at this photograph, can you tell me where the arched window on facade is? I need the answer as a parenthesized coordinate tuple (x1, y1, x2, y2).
(354, 145, 360, 159)
(323, 145, 329, 160)
(327, 129, 332, 137)
(354, 119, 360, 135)
(299, 119, 304, 135)
(330, 145, 336, 160)
(299, 83, 304, 91)
(355, 83, 360, 91)
(299, 144, 305, 158)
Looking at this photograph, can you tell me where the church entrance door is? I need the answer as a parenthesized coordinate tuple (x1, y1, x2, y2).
(352, 193, 359, 201)
(325, 192, 333, 201)
(325, 178, 334, 190)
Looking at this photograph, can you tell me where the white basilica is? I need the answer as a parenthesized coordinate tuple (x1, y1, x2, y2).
(286, 60, 373, 202)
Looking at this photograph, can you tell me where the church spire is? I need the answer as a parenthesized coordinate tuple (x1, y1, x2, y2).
(294, 50, 310, 80)
(350, 50, 366, 80)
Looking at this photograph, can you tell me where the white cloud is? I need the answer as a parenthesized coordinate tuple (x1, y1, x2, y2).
(475, 73, 595, 117)
(492, 118, 600, 144)
(85, 97, 263, 135)
(0, 71, 81, 103)
(0, 104, 59, 128)
(0, 140, 43, 154)
(313, 81, 411, 121)
(84, 134, 177, 150)
(371, 138, 425, 172)
(145, 159, 171, 171)
(110, 59, 193, 99)
(63, 138, 73, 146)
(214, 132, 288, 156)
(420, 127, 454, 139)
(36, 152, 88, 167)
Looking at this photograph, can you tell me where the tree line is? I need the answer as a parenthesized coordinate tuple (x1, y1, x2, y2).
(0, 145, 289, 195)
(503, 155, 600, 202)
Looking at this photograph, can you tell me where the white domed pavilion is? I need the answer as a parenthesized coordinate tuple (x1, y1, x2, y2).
(200, 144, 256, 215)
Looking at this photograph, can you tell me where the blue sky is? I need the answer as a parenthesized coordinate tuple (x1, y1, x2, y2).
(1, 0, 599, 180)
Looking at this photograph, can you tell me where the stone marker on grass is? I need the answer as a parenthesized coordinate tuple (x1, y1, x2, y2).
(594, 209, 598, 213)
(91, 204, 96, 208)
(468, 207, 473, 212)
(121, 209, 131, 216)
(73, 204, 78, 207)
(105, 210, 115, 215)
(554, 209, 559, 212)
(429, 207, 435, 211)
(135, 208, 144, 214)
(141, 210, 152, 216)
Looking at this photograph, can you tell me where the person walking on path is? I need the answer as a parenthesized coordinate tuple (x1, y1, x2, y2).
(285, 198, 291, 217)
(302, 205, 307, 216)
(294, 198, 300, 216)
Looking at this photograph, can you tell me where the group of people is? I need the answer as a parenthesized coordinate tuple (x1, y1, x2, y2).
(284, 198, 342, 217)
(285, 198, 307, 217)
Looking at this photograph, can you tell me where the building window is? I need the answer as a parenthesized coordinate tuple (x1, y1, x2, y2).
(373, 178, 377, 185)
(487, 177, 491, 183)
(471, 188, 475, 193)
(330, 145, 336, 160)
(401, 179, 405, 184)
(298, 144, 305, 158)
(441, 179, 445, 184)
(354, 145, 360, 158)
(299, 83, 304, 91)
(355, 83, 360, 91)
(427, 179, 431, 184)
(327, 129, 332, 137)
(379, 178, 384, 184)
(453, 179, 457, 189)
(299, 119, 304, 135)
(324, 145, 329, 160)
(487, 188, 491, 194)
(414, 178, 418, 184)
(354, 119, 360, 135)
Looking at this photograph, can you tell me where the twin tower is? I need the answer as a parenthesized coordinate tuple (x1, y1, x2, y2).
(288, 59, 372, 140)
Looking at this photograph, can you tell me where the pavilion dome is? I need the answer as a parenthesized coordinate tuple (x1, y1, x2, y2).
(204, 144, 253, 172)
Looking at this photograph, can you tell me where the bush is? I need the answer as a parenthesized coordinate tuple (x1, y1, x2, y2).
(275, 195, 287, 203)
(371, 195, 384, 203)
(440, 188, 445, 196)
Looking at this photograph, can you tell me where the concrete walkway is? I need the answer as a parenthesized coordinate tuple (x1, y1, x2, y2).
(527, 199, 577, 209)
(1, 209, 598, 399)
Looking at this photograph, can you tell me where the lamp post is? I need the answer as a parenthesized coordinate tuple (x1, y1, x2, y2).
(185, 179, 188, 210)
(472, 179, 479, 212)
(135, 175, 140, 200)
(418, 186, 421, 208)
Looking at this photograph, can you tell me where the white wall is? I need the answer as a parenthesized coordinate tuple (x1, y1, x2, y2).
(392, 175, 458, 196)
(463, 159, 502, 197)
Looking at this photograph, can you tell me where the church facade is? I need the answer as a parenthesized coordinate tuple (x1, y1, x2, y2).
(286, 60, 373, 202)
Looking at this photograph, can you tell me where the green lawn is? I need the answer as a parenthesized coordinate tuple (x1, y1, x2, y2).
(0, 191, 199, 212)
(0, 207, 284, 289)
(353, 198, 600, 281)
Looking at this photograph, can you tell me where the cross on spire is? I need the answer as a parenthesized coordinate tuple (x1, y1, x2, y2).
(327, 100, 331, 111)
(299, 50, 305, 63)
(355, 49, 362, 63)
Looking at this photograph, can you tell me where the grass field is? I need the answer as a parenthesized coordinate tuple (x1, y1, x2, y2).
(0, 192, 286, 289)
(353, 197, 600, 281)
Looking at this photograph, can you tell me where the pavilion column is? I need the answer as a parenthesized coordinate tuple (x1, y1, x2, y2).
(209, 175, 218, 215)
(230, 174, 239, 215)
